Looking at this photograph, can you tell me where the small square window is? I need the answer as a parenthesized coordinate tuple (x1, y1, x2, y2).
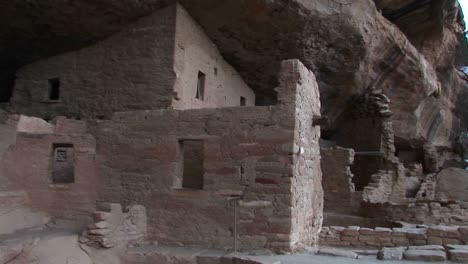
(50, 143, 74, 184)
(196, 71, 206, 101)
(48, 78, 60, 101)
(240, 96, 246, 106)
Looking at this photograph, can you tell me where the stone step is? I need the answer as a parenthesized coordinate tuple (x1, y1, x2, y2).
(403, 249, 447, 262)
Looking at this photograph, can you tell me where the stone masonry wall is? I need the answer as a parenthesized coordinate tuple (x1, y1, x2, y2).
(80, 203, 147, 248)
(286, 59, 323, 251)
(320, 225, 468, 248)
(365, 202, 468, 226)
(12, 5, 177, 119)
(3, 116, 97, 225)
(12, 4, 256, 119)
(321, 147, 355, 214)
(95, 59, 322, 252)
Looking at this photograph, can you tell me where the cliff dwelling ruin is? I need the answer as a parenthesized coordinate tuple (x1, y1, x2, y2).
(2, 0, 468, 263)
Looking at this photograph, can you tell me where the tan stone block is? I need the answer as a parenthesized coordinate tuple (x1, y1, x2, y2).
(359, 228, 374, 235)
(427, 225, 459, 238)
(443, 238, 462, 245)
(364, 241, 382, 247)
(342, 226, 360, 236)
(409, 239, 427, 246)
(374, 227, 392, 236)
(342, 236, 358, 242)
(330, 226, 345, 233)
(405, 229, 427, 240)
(427, 236, 443, 245)
(392, 236, 409, 246)
(333, 241, 352, 246)
(376, 236, 392, 243)
(351, 241, 365, 247)
(392, 228, 408, 237)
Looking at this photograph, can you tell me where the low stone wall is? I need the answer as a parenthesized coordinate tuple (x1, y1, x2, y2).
(364, 202, 468, 225)
(320, 225, 468, 248)
(80, 203, 147, 248)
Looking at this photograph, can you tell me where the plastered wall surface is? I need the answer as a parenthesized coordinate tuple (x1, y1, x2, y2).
(172, 4, 255, 109)
(5, 117, 97, 224)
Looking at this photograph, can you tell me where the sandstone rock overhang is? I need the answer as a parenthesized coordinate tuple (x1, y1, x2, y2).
(1, 0, 466, 148)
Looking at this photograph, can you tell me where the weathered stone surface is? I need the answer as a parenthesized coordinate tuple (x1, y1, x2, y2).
(435, 167, 468, 202)
(446, 245, 468, 263)
(403, 250, 447, 262)
(81, 204, 147, 249)
(1, 0, 466, 151)
(0, 243, 24, 263)
(427, 225, 460, 238)
(407, 245, 445, 251)
(321, 147, 355, 214)
(377, 247, 407, 260)
(448, 249, 468, 263)
(317, 248, 358, 259)
(94, 59, 322, 252)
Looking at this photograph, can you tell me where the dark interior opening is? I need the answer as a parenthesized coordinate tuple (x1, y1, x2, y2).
(180, 140, 204, 190)
(196, 71, 205, 101)
(240, 96, 246, 106)
(351, 154, 383, 191)
(395, 142, 425, 167)
(0, 73, 15, 102)
(50, 143, 75, 184)
(48, 78, 60, 101)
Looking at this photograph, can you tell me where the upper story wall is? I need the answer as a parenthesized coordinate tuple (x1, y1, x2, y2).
(11, 4, 255, 119)
(11, 6, 178, 119)
(172, 4, 255, 109)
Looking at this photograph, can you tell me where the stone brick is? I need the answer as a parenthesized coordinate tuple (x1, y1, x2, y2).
(427, 225, 459, 238)
(342, 226, 360, 236)
(391, 228, 407, 237)
(405, 228, 427, 240)
(448, 249, 468, 262)
(391, 236, 409, 246)
(342, 236, 358, 242)
(359, 228, 374, 235)
(403, 250, 447, 262)
(443, 238, 462, 245)
(378, 247, 407, 260)
(426, 237, 443, 245)
(374, 227, 392, 236)
(409, 239, 427, 246)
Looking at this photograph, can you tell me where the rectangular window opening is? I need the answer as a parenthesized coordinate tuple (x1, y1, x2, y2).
(179, 140, 204, 190)
(50, 143, 75, 184)
(196, 71, 206, 101)
(240, 96, 246, 106)
(48, 78, 60, 101)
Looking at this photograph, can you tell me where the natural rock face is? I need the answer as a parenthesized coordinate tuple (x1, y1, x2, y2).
(1, 0, 467, 149)
(1, 0, 468, 258)
(435, 167, 468, 202)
